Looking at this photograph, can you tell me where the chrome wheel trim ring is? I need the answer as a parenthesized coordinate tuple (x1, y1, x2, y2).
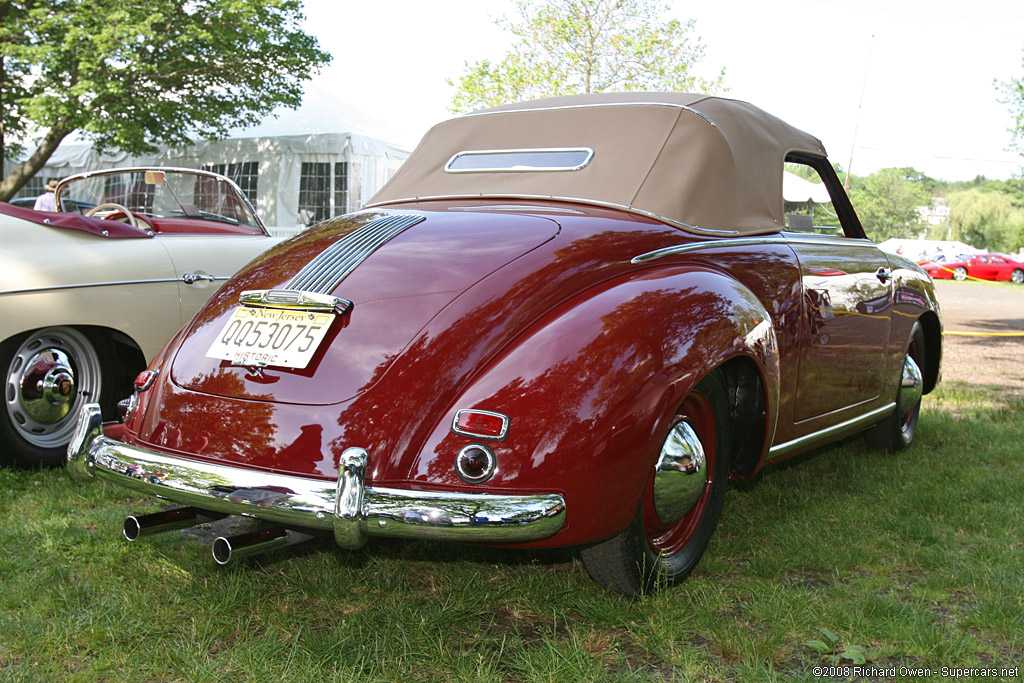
(4, 327, 102, 448)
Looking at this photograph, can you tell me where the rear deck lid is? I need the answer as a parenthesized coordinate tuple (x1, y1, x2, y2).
(169, 209, 559, 404)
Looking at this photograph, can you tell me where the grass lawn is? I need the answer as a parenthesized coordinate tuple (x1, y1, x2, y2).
(1, 382, 1021, 681)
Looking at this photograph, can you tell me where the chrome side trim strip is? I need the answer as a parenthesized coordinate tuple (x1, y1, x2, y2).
(68, 404, 567, 546)
(767, 403, 893, 459)
(1, 277, 214, 296)
(780, 232, 877, 249)
(631, 236, 788, 264)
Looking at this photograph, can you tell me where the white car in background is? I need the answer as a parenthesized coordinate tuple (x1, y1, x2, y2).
(1, 167, 283, 466)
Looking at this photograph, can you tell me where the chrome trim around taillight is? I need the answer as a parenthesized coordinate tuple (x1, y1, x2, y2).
(452, 409, 510, 441)
(68, 404, 567, 548)
(455, 444, 497, 485)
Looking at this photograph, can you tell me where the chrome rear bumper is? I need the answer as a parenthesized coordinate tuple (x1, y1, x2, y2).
(67, 404, 566, 547)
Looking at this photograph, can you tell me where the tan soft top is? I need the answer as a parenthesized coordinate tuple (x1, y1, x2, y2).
(367, 92, 826, 236)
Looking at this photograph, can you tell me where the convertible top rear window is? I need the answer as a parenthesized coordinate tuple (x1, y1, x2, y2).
(445, 148, 594, 173)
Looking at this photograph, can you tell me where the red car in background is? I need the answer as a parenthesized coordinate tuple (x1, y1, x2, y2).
(922, 254, 1024, 283)
(68, 93, 942, 595)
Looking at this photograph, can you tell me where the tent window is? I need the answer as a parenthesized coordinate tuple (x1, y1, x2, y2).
(299, 162, 332, 225)
(203, 162, 259, 202)
(103, 172, 155, 213)
(16, 176, 46, 201)
(334, 162, 349, 215)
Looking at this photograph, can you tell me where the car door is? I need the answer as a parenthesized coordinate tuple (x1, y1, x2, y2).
(782, 154, 893, 425)
(154, 234, 282, 324)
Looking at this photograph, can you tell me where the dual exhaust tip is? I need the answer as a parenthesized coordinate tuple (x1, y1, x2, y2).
(123, 507, 313, 565)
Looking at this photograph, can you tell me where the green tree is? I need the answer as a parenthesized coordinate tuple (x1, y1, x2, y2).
(997, 48, 1024, 163)
(448, 0, 725, 113)
(0, 0, 330, 200)
(849, 168, 930, 241)
(945, 187, 1024, 252)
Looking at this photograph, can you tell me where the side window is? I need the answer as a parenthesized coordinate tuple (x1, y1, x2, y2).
(783, 153, 866, 239)
(783, 163, 844, 236)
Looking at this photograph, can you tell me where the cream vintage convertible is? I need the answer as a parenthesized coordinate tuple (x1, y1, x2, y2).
(1, 167, 282, 466)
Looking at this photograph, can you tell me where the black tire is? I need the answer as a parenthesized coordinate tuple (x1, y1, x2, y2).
(952, 267, 967, 281)
(864, 323, 925, 452)
(580, 371, 731, 595)
(1011, 269, 1023, 284)
(1, 327, 117, 466)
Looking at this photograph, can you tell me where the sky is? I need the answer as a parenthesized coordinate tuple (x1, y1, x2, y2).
(239, 0, 1024, 182)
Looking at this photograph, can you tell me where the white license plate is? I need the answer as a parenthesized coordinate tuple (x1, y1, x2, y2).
(206, 307, 333, 369)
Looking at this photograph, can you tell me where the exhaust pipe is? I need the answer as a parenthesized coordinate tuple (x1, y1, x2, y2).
(212, 527, 315, 565)
(123, 507, 225, 542)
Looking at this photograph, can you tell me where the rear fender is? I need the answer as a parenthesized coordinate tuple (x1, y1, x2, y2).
(408, 266, 779, 546)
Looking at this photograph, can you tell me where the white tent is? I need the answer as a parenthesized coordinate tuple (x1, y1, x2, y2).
(877, 239, 981, 261)
(782, 171, 832, 204)
(22, 132, 410, 231)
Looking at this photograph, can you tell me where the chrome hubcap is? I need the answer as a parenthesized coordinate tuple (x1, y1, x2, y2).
(652, 420, 706, 525)
(898, 354, 923, 419)
(20, 349, 77, 423)
(5, 327, 101, 448)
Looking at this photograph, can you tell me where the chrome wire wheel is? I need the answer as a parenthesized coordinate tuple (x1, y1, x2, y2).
(3, 327, 103, 460)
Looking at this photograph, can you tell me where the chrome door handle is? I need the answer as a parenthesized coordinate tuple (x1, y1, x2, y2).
(182, 273, 217, 285)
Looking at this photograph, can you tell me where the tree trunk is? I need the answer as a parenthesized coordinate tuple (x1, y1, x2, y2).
(0, 123, 72, 202)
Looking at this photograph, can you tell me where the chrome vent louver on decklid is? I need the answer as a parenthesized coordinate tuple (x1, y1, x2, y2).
(240, 213, 427, 313)
(286, 213, 426, 293)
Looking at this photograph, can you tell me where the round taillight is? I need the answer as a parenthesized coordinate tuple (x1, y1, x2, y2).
(455, 444, 496, 484)
(117, 394, 138, 422)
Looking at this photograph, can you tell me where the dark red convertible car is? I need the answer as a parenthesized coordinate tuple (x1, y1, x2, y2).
(69, 93, 941, 594)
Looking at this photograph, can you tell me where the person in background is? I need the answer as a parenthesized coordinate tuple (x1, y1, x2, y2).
(33, 179, 59, 211)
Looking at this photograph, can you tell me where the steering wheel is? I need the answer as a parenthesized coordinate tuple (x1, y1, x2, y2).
(85, 202, 142, 231)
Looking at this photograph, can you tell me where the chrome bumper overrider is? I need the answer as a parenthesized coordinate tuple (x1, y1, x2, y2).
(67, 404, 566, 548)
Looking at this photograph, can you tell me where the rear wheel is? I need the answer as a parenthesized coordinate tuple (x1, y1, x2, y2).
(1011, 269, 1023, 284)
(864, 323, 924, 452)
(580, 371, 731, 595)
(952, 267, 967, 281)
(1, 327, 115, 466)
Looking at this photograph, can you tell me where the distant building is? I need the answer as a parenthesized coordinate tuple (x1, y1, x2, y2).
(916, 198, 950, 227)
(10, 132, 410, 231)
